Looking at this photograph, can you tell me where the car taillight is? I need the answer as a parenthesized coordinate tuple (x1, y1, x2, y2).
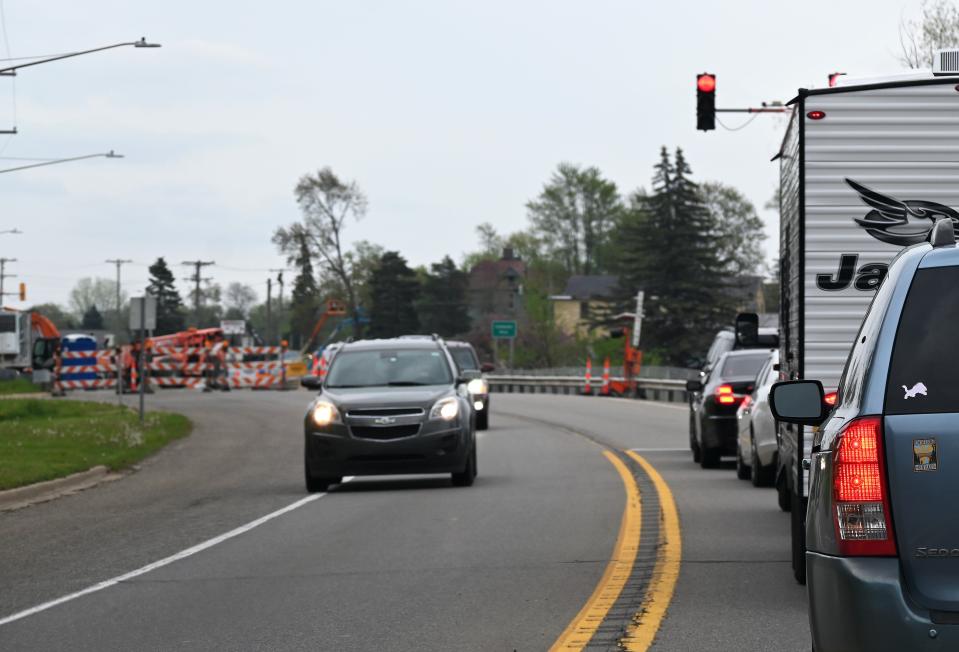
(824, 391, 837, 406)
(715, 384, 737, 404)
(832, 416, 896, 556)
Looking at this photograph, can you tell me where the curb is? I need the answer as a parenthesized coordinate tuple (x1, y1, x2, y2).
(0, 465, 123, 512)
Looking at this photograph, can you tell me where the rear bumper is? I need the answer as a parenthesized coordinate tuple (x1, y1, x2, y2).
(305, 428, 470, 477)
(808, 552, 959, 651)
(702, 415, 738, 453)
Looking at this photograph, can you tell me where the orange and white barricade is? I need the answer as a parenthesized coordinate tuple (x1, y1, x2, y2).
(583, 357, 593, 395)
(600, 356, 611, 396)
(55, 350, 118, 392)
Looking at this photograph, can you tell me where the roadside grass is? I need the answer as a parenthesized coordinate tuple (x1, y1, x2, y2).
(0, 400, 191, 491)
(0, 378, 44, 395)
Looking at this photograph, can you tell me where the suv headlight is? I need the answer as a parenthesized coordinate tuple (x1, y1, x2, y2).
(311, 400, 340, 427)
(467, 378, 489, 395)
(429, 397, 459, 421)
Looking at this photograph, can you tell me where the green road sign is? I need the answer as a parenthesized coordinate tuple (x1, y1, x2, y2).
(491, 320, 517, 339)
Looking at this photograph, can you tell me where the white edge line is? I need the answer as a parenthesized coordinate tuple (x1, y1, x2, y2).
(0, 477, 354, 628)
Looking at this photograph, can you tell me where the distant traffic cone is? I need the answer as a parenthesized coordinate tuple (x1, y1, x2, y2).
(601, 356, 611, 396)
(318, 354, 329, 380)
(583, 357, 593, 395)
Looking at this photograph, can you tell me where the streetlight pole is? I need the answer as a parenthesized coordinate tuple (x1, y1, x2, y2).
(0, 38, 161, 77)
(0, 151, 123, 174)
(0, 228, 21, 235)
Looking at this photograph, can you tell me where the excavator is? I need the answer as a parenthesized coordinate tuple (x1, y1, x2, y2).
(0, 308, 61, 377)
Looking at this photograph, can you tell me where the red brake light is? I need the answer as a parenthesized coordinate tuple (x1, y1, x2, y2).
(824, 391, 837, 406)
(832, 417, 896, 556)
(715, 384, 738, 405)
(697, 74, 716, 93)
(807, 110, 826, 120)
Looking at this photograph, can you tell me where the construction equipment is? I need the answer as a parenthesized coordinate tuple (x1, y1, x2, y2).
(300, 299, 348, 355)
(0, 307, 60, 377)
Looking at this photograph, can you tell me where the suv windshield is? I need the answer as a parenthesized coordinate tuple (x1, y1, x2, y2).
(450, 348, 478, 371)
(886, 266, 959, 415)
(720, 354, 768, 379)
(325, 348, 453, 388)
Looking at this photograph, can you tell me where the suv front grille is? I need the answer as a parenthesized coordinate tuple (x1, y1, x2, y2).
(346, 408, 425, 417)
(351, 424, 420, 440)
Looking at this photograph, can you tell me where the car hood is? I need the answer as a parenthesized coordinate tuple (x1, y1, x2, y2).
(319, 385, 453, 410)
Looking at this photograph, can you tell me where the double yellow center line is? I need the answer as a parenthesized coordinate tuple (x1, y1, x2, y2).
(549, 450, 682, 652)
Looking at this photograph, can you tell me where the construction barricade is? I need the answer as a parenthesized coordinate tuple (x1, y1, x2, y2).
(54, 343, 294, 392)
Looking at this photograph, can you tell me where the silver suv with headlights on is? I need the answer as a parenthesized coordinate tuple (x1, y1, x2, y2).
(446, 340, 491, 430)
(300, 337, 477, 491)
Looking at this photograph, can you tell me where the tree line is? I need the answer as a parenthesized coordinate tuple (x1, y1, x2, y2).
(32, 149, 767, 367)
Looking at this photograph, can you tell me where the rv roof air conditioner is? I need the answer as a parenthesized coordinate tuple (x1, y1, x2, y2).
(933, 49, 959, 75)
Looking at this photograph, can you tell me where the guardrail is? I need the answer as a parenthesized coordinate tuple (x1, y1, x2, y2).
(486, 375, 689, 403)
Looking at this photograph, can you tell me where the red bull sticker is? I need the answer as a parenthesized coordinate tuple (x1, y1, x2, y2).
(913, 438, 938, 473)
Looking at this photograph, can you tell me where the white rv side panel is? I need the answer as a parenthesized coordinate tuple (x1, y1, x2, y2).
(802, 83, 959, 390)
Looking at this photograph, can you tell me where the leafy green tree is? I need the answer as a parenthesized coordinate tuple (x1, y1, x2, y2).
(289, 231, 320, 345)
(369, 251, 421, 338)
(81, 305, 104, 330)
(701, 181, 767, 277)
(526, 163, 623, 276)
(146, 257, 186, 335)
(616, 147, 732, 366)
(418, 256, 470, 337)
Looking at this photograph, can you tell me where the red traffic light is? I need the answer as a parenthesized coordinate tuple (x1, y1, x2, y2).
(697, 74, 716, 93)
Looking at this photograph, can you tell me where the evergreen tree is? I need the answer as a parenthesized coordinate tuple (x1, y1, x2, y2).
(290, 231, 320, 346)
(147, 257, 186, 335)
(616, 147, 732, 366)
(417, 256, 470, 337)
(368, 251, 421, 338)
(81, 304, 104, 330)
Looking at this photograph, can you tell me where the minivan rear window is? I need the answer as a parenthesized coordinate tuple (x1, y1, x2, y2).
(886, 266, 959, 415)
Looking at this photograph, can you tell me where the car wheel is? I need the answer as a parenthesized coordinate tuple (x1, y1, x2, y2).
(776, 473, 791, 512)
(476, 410, 489, 431)
(736, 442, 751, 480)
(304, 459, 340, 493)
(699, 445, 720, 469)
(751, 434, 775, 487)
(690, 417, 702, 463)
(452, 441, 477, 487)
(791, 489, 807, 585)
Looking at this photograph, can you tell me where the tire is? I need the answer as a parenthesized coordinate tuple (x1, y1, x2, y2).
(777, 473, 791, 512)
(736, 443, 751, 480)
(751, 434, 775, 487)
(690, 415, 702, 463)
(791, 489, 807, 585)
(304, 458, 340, 493)
(476, 410, 489, 431)
(700, 445, 720, 469)
(452, 441, 477, 487)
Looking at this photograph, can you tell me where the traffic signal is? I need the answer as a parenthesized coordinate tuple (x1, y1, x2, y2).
(696, 73, 716, 131)
(18, 282, 25, 301)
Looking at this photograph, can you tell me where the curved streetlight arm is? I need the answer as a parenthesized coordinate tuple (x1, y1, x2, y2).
(0, 151, 123, 174)
(0, 38, 161, 76)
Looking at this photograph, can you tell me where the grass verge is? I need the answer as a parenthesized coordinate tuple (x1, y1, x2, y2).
(0, 399, 191, 491)
(0, 378, 44, 395)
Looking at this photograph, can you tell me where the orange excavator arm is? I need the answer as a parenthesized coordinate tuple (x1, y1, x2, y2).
(31, 312, 60, 339)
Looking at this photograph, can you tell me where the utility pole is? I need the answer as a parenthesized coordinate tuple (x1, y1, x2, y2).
(181, 260, 214, 326)
(266, 277, 273, 345)
(106, 259, 132, 404)
(0, 257, 17, 299)
(270, 269, 285, 344)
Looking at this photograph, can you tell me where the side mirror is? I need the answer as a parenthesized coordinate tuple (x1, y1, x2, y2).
(480, 362, 495, 373)
(769, 380, 826, 425)
(735, 312, 759, 347)
(686, 379, 704, 393)
(300, 375, 323, 391)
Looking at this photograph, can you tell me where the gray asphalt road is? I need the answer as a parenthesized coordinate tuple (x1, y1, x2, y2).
(0, 390, 808, 651)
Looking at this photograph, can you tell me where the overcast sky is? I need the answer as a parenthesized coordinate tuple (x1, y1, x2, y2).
(0, 0, 927, 310)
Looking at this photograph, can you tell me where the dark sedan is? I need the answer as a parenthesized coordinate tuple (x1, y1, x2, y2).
(687, 349, 770, 468)
(302, 338, 477, 491)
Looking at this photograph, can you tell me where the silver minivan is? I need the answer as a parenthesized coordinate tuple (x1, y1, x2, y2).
(771, 221, 959, 650)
